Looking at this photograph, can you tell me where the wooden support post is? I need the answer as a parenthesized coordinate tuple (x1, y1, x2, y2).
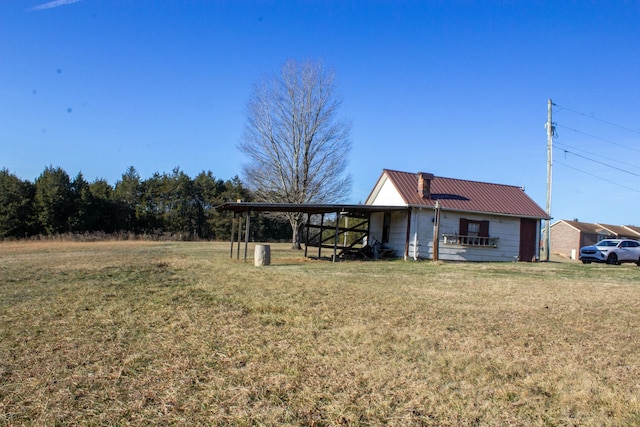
(230, 215, 235, 259)
(318, 213, 324, 259)
(404, 209, 412, 261)
(236, 214, 242, 260)
(343, 216, 348, 247)
(304, 213, 310, 258)
(366, 212, 371, 246)
(333, 211, 340, 262)
(244, 211, 250, 262)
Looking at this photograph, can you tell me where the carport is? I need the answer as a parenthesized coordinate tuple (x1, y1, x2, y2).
(215, 202, 409, 262)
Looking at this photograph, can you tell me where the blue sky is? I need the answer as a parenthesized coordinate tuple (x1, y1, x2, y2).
(2, 1, 639, 225)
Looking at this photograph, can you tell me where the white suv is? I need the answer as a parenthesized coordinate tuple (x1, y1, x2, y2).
(580, 239, 640, 265)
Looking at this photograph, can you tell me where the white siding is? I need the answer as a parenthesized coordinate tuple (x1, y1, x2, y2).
(387, 211, 408, 256)
(370, 178, 405, 205)
(407, 208, 434, 260)
(410, 210, 521, 262)
(370, 211, 409, 258)
(369, 212, 384, 243)
(367, 177, 409, 259)
(366, 176, 524, 261)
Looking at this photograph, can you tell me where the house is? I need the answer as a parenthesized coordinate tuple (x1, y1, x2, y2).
(550, 220, 640, 259)
(216, 169, 550, 263)
(365, 169, 550, 262)
(625, 225, 640, 236)
(599, 224, 640, 239)
(549, 220, 611, 259)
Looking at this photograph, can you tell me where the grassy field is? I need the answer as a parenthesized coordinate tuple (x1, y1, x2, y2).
(1, 241, 639, 426)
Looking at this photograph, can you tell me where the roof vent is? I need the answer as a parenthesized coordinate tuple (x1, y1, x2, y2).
(418, 172, 434, 199)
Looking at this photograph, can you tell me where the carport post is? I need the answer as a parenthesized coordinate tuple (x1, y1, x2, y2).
(236, 215, 242, 260)
(333, 211, 340, 262)
(244, 211, 250, 262)
(318, 213, 324, 259)
(230, 215, 235, 259)
(304, 213, 311, 258)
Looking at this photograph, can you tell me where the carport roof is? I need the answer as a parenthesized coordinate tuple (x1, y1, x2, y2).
(215, 202, 409, 215)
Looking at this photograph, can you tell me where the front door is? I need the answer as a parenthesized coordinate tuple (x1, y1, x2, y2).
(519, 218, 538, 262)
(381, 212, 391, 244)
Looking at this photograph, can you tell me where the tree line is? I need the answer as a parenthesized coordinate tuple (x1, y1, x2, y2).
(0, 165, 290, 241)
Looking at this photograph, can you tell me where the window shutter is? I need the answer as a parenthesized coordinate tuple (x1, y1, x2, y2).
(479, 220, 490, 237)
(459, 218, 469, 236)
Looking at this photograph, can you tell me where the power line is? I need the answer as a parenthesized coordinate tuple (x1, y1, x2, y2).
(554, 103, 640, 135)
(555, 160, 640, 193)
(556, 123, 640, 154)
(555, 146, 640, 177)
(555, 141, 640, 172)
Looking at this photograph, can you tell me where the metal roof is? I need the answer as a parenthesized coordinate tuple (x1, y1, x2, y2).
(215, 202, 409, 215)
(551, 220, 603, 234)
(624, 225, 640, 237)
(217, 169, 549, 220)
(379, 169, 550, 219)
(553, 220, 640, 238)
(596, 223, 640, 238)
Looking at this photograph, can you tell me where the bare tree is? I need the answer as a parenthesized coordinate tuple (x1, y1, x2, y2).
(239, 59, 352, 249)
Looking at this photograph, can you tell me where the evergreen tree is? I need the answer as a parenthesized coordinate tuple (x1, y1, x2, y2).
(89, 178, 118, 233)
(0, 169, 36, 238)
(209, 176, 251, 240)
(164, 167, 198, 238)
(69, 172, 91, 232)
(34, 166, 73, 235)
(113, 166, 142, 232)
(193, 171, 226, 239)
(0, 164, 261, 240)
(138, 172, 166, 234)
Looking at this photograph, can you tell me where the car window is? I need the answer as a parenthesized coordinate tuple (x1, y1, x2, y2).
(596, 240, 618, 247)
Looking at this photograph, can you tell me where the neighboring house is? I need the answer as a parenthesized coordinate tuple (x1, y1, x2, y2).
(624, 225, 640, 236)
(550, 220, 611, 259)
(597, 223, 640, 240)
(550, 220, 640, 259)
(365, 169, 550, 262)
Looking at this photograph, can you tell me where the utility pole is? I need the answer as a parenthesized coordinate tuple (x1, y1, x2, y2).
(432, 201, 441, 261)
(544, 99, 554, 261)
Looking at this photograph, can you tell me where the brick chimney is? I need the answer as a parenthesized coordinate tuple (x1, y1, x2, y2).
(417, 172, 434, 199)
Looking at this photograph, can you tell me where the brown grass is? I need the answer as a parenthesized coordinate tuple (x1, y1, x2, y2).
(1, 241, 639, 426)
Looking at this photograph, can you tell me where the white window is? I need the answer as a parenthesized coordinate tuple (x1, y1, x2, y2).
(468, 222, 480, 236)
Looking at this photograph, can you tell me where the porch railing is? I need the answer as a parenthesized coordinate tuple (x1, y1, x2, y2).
(442, 234, 499, 248)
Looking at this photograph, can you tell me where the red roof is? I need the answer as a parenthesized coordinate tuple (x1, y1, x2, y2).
(375, 169, 549, 219)
(552, 220, 604, 234)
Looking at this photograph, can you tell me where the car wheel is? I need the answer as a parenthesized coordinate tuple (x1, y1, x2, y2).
(637, 257, 640, 267)
(607, 253, 619, 265)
